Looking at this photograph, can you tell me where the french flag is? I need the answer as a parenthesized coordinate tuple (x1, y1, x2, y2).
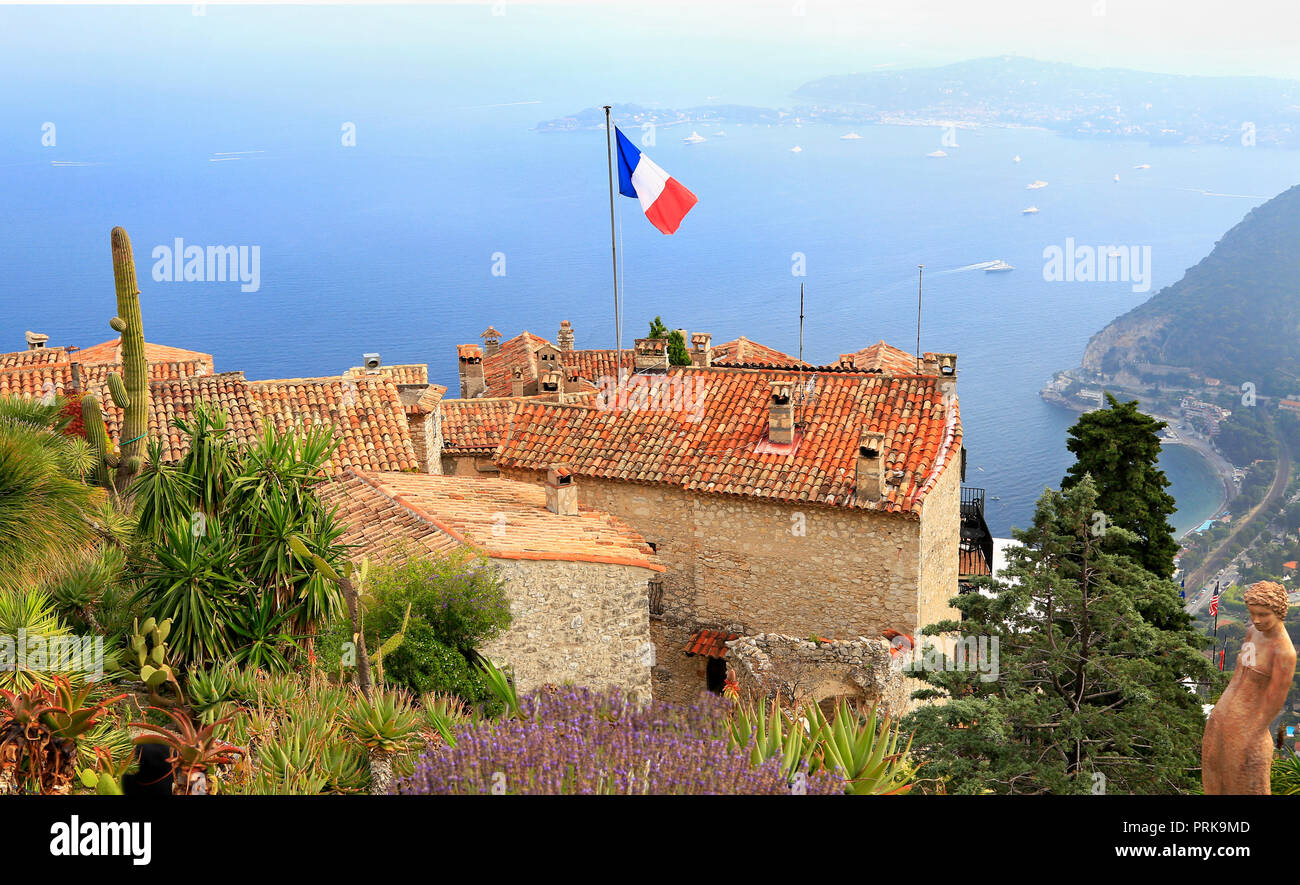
(615, 127, 698, 235)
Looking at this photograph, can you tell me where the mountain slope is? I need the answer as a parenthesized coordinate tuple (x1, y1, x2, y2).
(1078, 183, 1300, 395)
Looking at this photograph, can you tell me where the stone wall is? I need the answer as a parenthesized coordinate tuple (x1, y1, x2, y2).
(441, 453, 499, 477)
(498, 469, 958, 704)
(407, 412, 443, 475)
(480, 558, 654, 702)
(727, 633, 907, 716)
(916, 454, 961, 633)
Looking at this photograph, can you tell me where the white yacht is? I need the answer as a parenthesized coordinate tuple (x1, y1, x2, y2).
(683, 131, 706, 144)
(1027, 180, 1048, 189)
(790, 145, 803, 153)
(1113, 173, 1121, 183)
(927, 149, 948, 158)
(1022, 206, 1039, 214)
(840, 131, 863, 140)
(1133, 163, 1151, 169)
(1013, 155, 1021, 163)
(985, 260, 1015, 272)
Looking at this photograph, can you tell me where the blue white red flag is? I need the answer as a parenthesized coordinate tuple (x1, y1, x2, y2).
(615, 127, 698, 234)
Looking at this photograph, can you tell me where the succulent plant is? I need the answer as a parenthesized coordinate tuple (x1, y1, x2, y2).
(130, 616, 182, 704)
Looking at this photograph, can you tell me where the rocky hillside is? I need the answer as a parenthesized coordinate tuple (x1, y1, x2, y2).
(1077, 183, 1300, 396)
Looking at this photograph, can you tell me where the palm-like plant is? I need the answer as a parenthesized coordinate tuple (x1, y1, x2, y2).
(804, 698, 916, 795)
(1272, 753, 1300, 795)
(229, 593, 299, 673)
(342, 687, 422, 794)
(131, 706, 247, 794)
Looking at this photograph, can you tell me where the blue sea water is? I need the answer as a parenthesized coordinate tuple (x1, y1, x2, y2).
(1, 5, 1294, 537)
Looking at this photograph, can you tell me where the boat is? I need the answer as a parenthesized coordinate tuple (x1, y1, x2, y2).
(683, 131, 706, 144)
(840, 132, 862, 140)
(1113, 173, 1120, 183)
(1027, 180, 1048, 189)
(1013, 155, 1021, 163)
(1133, 163, 1150, 169)
(1022, 206, 1039, 214)
(985, 260, 1014, 272)
(790, 145, 803, 153)
(927, 149, 947, 158)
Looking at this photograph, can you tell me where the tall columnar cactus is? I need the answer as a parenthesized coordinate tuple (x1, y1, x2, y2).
(82, 227, 149, 497)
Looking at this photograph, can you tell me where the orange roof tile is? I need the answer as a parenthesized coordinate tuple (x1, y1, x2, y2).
(141, 373, 264, 462)
(319, 471, 465, 563)
(847, 341, 919, 375)
(0, 362, 73, 400)
(441, 397, 523, 454)
(0, 347, 72, 371)
(685, 629, 739, 658)
(481, 330, 551, 397)
(249, 376, 419, 473)
(346, 364, 430, 386)
(329, 470, 663, 570)
(709, 337, 798, 367)
(495, 365, 961, 515)
(74, 339, 215, 369)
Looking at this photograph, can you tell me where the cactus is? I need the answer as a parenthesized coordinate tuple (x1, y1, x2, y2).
(131, 616, 182, 704)
(82, 227, 150, 498)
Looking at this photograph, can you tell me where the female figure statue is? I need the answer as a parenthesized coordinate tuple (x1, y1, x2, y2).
(1202, 581, 1296, 794)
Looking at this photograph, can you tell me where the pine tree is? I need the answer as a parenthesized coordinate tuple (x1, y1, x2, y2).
(904, 478, 1215, 794)
(667, 330, 691, 366)
(1062, 393, 1180, 580)
(647, 316, 669, 339)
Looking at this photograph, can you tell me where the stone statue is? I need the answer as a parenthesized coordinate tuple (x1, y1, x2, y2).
(1202, 581, 1297, 794)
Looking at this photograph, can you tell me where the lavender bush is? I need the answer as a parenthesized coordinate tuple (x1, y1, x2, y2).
(394, 687, 844, 795)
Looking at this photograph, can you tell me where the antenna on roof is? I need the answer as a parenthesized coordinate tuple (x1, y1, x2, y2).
(797, 282, 805, 430)
(915, 264, 924, 374)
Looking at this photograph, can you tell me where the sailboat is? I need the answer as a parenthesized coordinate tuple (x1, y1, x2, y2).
(927, 149, 947, 158)
(1027, 180, 1048, 189)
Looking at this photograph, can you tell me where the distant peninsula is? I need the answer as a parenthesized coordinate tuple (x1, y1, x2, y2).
(539, 56, 1300, 148)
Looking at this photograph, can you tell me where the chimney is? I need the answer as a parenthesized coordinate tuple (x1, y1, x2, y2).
(856, 430, 886, 502)
(458, 345, 485, 398)
(769, 380, 795, 445)
(837, 353, 856, 370)
(934, 353, 957, 377)
(511, 367, 526, 397)
(690, 333, 712, 367)
(545, 465, 578, 515)
(481, 326, 502, 357)
(558, 320, 574, 353)
(362, 352, 382, 374)
(540, 368, 561, 393)
(24, 331, 49, 350)
(633, 337, 668, 371)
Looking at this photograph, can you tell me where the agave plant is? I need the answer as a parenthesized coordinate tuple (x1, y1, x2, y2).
(1272, 753, 1300, 795)
(804, 698, 916, 795)
(478, 658, 523, 720)
(229, 593, 299, 673)
(342, 687, 422, 794)
(0, 676, 124, 794)
(131, 706, 247, 795)
(726, 697, 815, 782)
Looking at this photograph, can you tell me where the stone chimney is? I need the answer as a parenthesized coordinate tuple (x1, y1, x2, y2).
(458, 345, 485, 398)
(24, 331, 49, 350)
(922, 352, 956, 377)
(545, 465, 578, 515)
(481, 326, 502, 357)
(511, 367, 526, 397)
(837, 353, 856, 369)
(769, 380, 795, 445)
(856, 430, 886, 502)
(362, 352, 382, 375)
(690, 333, 712, 368)
(540, 368, 561, 393)
(633, 337, 668, 371)
(558, 320, 574, 353)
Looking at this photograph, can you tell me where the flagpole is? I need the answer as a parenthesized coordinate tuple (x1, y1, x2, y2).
(604, 105, 623, 385)
(915, 265, 923, 373)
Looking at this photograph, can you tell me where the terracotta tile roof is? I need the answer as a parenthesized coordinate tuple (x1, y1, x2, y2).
(346, 364, 430, 386)
(398, 384, 447, 416)
(249, 376, 420, 473)
(481, 331, 551, 397)
(441, 397, 522, 454)
(457, 344, 483, 361)
(563, 349, 635, 385)
(685, 629, 739, 658)
(0, 362, 73, 399)
(318, 471, 464, 563)
(328, 470, 663, 571)
(496, 365, 962, 515)
(74, 339, 215, 371)
(0, 347, 72, 370)
(959, 548, 991, 577)
(139, 373, 264, 463)
(709, 337, 798, 367)
(846, 341, 919, 375)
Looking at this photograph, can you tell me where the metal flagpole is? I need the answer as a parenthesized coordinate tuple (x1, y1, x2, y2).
(604, 105, 623, 385)
(915, 265, 923, 373)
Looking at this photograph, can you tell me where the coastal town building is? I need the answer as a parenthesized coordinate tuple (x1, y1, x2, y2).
(319, 469, 663, 698)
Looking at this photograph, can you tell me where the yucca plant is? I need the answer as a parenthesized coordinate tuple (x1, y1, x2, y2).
(229, 593, 299, 673)
(479, 658, 523, 720)
(342, 686, 422, 794)
(1272, 753, 1300, 795)
(131, 706, 247, 794)
(804, 698, 916, 795)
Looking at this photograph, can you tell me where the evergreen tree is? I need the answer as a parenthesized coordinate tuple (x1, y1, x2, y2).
(647, 316, 669, 339)
(904, 479, 1215, 795)
(1062, 393, 1179, 580)
(667, 330, 692, 366)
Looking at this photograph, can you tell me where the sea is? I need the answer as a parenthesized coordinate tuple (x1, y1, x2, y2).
(3, 5, 1298, 538)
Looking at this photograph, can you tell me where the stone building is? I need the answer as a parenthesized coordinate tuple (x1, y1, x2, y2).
(320, 468, 663, 698)
(488, 353, 966, 705)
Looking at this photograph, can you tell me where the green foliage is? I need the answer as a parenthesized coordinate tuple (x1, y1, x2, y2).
(667, 330, 692, 366)
(647, 316, 669, 339)
(1271, 754, 1300, 795)
(342, 687, 422, 754)
(1216, 408, 1278, 468)
(905, 478, 1216, 795)
(1063, 393, 1180, 583)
